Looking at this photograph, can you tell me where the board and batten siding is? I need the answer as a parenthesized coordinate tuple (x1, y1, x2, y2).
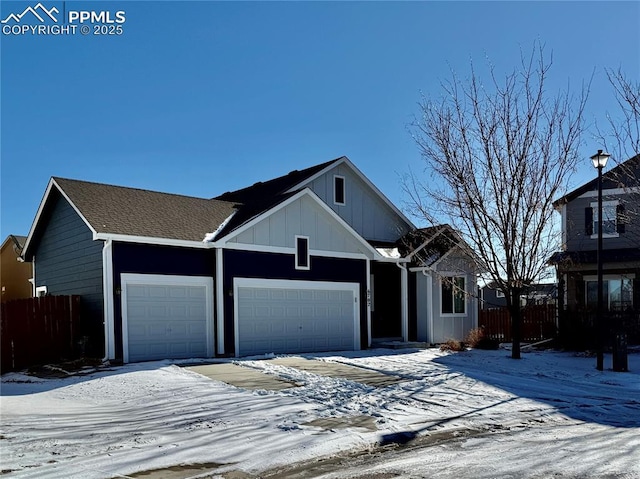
(33, 192, 104, 355)
(564, 192, 637, 252)
(227, 194, 371, 256)
(415, 251, 478, 344)
(299, 164, 411, 243)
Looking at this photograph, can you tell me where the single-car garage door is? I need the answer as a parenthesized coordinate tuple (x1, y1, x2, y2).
(234, 278, 360, 357)
(121, 274, 214, 363)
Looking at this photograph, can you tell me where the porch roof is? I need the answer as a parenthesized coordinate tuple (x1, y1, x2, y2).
(549, 248, 640, 266)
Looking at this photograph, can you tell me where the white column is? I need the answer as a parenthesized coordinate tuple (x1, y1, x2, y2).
(401, 265, 409, 342)
(102, 239, 115, 360)
(216, 248, 225, 355)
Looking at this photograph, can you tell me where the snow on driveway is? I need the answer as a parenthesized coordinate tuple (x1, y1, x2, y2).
(1, 348, 639, 478)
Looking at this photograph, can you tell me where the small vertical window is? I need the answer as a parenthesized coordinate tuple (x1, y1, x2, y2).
(334, 175, 345, 205)
(295, 236, 310, 270)
(441, 276, 466, 315)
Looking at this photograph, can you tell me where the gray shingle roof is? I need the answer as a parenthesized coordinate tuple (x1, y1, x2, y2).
(53, 177, 237, 242)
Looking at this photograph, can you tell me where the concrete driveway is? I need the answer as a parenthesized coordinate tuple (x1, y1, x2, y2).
(185, 356, 405, 390)
(185, 362, 298, 390)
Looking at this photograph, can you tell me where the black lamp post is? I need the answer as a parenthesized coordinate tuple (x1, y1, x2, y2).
(590, 149, 610, 371)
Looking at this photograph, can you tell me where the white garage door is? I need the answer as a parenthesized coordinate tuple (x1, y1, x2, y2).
(121, 274, 214, 363)
(235, 278, 360, 357)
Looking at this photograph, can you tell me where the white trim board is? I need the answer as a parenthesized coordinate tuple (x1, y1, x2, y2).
(220, 241, 370, 260)
(94, 233, 212, 249)
(578, 186, 640, 199)
(232, 277, 361, 358)
(120, 273, 214, 363)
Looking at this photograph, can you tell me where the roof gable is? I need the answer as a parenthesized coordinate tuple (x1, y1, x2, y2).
(219, 188, 379, 259)
(400, 224, 479, 270)
(554, 153, 640, 206)
(289, 157, 415, 231)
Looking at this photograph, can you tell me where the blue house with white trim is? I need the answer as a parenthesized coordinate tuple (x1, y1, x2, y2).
(22, 156, 479, 362)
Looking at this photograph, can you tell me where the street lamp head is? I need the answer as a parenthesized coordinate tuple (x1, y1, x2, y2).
(591, 149, 611, 169)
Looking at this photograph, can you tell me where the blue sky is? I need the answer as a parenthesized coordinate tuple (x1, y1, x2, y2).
(1, 1, 639, 239)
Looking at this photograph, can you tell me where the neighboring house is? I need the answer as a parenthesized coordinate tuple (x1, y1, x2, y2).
(22, 156, 479, 362)
(1, 235, 32, 302)
(549, 154, 640, 340)
(480, 283, 556, 310)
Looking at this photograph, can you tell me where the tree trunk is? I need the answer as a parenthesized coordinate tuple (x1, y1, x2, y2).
(509, 287, 522, 359)
(510, 304, 522, 359)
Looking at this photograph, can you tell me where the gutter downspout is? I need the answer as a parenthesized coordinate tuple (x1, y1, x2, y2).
(31, 255, 36, 297)
(102, 239, 115, 362)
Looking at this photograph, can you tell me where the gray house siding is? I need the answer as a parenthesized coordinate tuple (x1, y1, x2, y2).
(227, 194, 370, 256)
(413, 252, 478, 344)
(32, 191, 104, 355)
(299, 164, 411, 243)
(564, 193, 638, 251)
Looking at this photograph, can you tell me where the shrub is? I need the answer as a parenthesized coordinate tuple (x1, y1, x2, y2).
(465, 327, 485, 347)
(440, 339, 466, 352)
(464, 327, 500, 350)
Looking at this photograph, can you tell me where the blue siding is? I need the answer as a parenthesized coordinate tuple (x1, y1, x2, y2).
(33, 192, 104, 355)
(222, 249, 368, 355)
(111, 242, 216, 360)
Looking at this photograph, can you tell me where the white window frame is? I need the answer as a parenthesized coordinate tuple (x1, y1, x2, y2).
(295, 235, 310, 270)
(334, 175, 346, 206)
(35, 285, 48, 297)
(496, 290, 505, 298)
(590, 200, 619, 239)
(440, 275, 467, 316)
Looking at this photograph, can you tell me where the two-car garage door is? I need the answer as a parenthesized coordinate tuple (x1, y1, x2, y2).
(234, 278, 360, 357)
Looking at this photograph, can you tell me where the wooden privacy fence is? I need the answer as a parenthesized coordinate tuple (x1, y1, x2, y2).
(1, 295, 81, 373)
(479, 304, 557, 342)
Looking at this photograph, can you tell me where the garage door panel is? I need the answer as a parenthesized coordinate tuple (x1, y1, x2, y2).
(123, 276, 212, 362)
(236, 281, 358, 356)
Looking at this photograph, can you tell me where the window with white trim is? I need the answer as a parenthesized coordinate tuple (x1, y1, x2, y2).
(334, 175, 345, 205)
(295, 236, 310, 270)
(35, 285, 48, 297)
(441, 276, 466, 315)
(587, 200, 625, 238)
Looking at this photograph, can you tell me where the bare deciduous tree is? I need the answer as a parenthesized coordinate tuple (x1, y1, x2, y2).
(595, 69, 640, 236)
(598, 68, 640, 160)
(405, 45, 588, 359)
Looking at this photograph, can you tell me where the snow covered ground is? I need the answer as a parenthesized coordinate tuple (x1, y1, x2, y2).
(1, 347, 639, 478)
